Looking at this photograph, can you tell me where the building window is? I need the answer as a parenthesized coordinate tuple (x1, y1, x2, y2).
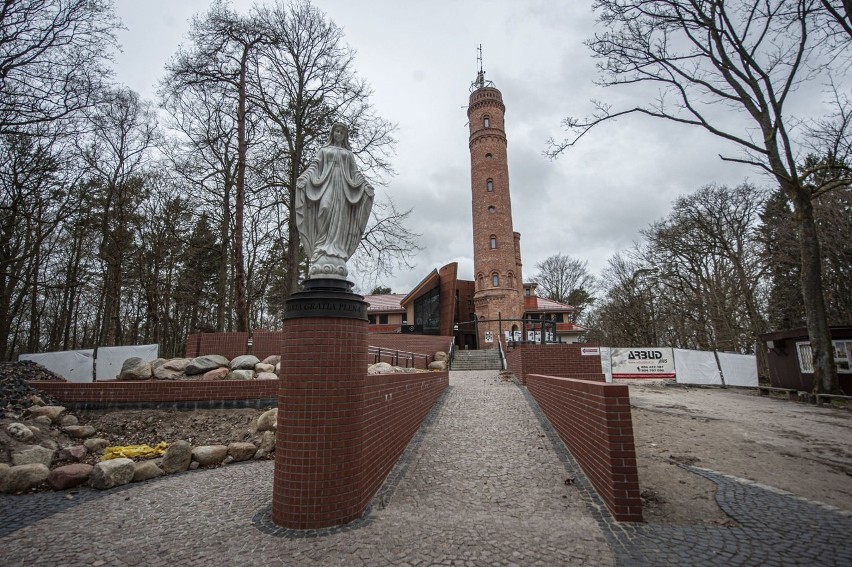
(507, 272, 514, 287)
(796, 342, 814, 373)
(488, 206, 495, 213)
(413, 286, 441, 335)
(379, 314, 388, 324)
(368, 315, 376, 324)
(485, 153, 492, 160)
(490, 235, 497, 249)
(486, 179, 493, 192)
(484, 115, 490, 128)
(492, 273, 499, 287)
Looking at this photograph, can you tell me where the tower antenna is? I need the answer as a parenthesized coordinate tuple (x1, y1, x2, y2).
(470, 44, 494, 91)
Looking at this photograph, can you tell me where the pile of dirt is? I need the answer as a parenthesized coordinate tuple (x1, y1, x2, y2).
(0, 362, 63, 419)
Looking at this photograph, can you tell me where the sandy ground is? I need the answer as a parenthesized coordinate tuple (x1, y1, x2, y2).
(627, 381, 852, 525)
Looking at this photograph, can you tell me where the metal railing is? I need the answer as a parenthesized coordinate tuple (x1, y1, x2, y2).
(368, 346, 431, 369)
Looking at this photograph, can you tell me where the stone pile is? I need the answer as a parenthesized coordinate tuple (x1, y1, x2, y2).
(0, 362, 62, 419)
(117, 354, 281, 381)
(0, 404, 278, 495)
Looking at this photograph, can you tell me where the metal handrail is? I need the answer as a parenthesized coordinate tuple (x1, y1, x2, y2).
(367, 346, 431, 368)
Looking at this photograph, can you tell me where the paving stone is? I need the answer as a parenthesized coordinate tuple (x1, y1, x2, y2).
(0, 370, 849, 565)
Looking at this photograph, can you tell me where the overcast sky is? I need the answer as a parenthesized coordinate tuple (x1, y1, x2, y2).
(113, 0, 769, 294)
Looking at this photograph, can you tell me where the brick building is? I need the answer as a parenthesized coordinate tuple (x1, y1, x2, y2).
(467, 68, 525, 346)
(363, 66, 587, 349)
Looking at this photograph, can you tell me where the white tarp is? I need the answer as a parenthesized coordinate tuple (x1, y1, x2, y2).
(674, 348, 722, 385)
(610, 347, 675, 379)
(600, 347, 613, 383)
(19, 350, 94, 383)
(717, 352, 758, 388)
(95, 344, 160, 381)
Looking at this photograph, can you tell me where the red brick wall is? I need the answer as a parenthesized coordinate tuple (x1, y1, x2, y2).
(31, 380, 278, 404)
(506, 344, 604, 384)
(359, 371, 448, 511)
(185, 332, 251, 359)
(526, 374, 642, 522)
(274, 316, 367, 529)
(185, 331, 454, 363)
(272, 313, 449, 530)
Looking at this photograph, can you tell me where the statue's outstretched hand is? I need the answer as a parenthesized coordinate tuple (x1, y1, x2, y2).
(365, 184, 375, 197)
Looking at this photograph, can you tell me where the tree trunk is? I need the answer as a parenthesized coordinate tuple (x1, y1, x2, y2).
(233, 46, 250, 333)
(789, 185, 840, 394)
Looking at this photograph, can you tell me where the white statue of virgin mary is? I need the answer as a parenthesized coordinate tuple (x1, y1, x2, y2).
(295, 122, 374, 280)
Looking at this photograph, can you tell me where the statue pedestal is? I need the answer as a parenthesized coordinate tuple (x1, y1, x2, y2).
(271, 279, 369, 529)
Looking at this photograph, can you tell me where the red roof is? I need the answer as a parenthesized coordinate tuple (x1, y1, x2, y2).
(364, 293, 407, 313)
(524, 296, 575, 313)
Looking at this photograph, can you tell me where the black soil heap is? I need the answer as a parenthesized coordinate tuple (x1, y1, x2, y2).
(0, 361, 64, 419)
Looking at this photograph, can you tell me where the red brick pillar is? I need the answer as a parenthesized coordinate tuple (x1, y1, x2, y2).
(272, 279, 368, 529)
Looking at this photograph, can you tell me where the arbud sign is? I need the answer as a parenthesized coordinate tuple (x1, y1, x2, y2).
(610, 347, 675, 379)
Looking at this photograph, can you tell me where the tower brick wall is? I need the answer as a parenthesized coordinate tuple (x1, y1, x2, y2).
(468, 83, 524, 344)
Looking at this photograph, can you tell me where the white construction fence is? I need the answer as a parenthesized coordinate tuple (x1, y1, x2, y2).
(600, 346, 757, 387)
(19, 344, 160, 383)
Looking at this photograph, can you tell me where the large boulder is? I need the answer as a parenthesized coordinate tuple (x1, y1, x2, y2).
(58, 414, 78, 426)
(192, 445, 228, 466)
(12, 445, 55, 467)
(161, 440, 192, 474)
(6, 422, 34, 442)
(428, 360, 447, 371)
(118, 357, 152, 380)
(84, 438, 109, 453)
(47, 463, 93, 490)
(185, 355, 230, 376)
(259, 431, 276, 455)
(256, 372, 278, 380)
(58, 445, 87, 462)
(61, 425, 96, 439)
(89, 458, 135, 490)
(132, 461, 164, 482)
(1, 463, 49, 494)
(25, 405, 66, 423)
(227, 370, 254, 381)
(153, 358, 191, 380)
(256, 408, 277, 432)
(261, 355, 280, 366)
(230, 355, 260, 370)
(368, 362, 395, 374)
(227, 442, 257, 463)
(255, 363, 275, 374)
(434, 351, 448, 362)
(202, 367, 229, 381)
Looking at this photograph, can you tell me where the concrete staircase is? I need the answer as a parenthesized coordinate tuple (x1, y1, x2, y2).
(450, 349, 503, 371)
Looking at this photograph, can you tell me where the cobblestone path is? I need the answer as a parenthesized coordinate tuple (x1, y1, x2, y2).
(0, 371, 614, 566)
(1, 370, 850, 566)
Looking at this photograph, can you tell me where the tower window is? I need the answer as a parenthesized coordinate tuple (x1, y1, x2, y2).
(486, 179, 493, 192)
(484, 115, 490, 128)
(488, 206, 495, 213)
(492, 273, 499, 287)
(485, 153, 492, 160)
(490, 235, 497, 249)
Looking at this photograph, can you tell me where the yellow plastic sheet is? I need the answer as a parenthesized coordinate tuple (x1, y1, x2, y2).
(101, 441, 169, 461)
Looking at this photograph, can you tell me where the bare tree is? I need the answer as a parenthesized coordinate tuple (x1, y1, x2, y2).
(549, 0, 850, 393)
(532, 254, 598, 323)
(251, 0, 400, 294)
(163, 0, 272, 333)
(0, 0, 119, 134)
(77, 88, 157, 347)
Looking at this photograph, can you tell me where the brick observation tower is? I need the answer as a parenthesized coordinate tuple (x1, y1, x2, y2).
(467, 52, 524, 347)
